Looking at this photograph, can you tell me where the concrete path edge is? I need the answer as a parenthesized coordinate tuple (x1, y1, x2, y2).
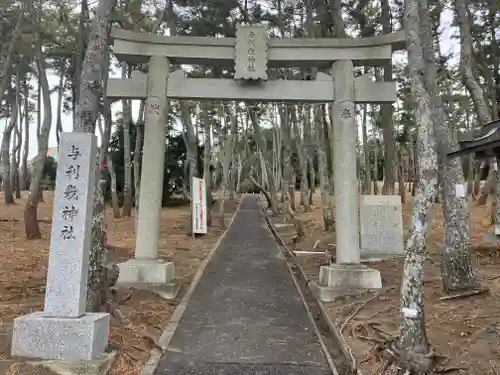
(257, 195, 360, 375)
(140, 198, 243, 375)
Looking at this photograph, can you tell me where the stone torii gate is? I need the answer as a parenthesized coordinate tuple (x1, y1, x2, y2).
(107, 24, 405, 295)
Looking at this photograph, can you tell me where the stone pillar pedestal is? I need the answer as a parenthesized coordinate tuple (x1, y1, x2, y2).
(117, 259, 175, 285)
(116, 57, 177, 296)
(311, 60, 381, 301)
(12, 312, 110, 360)
(310, 264, 382, 302)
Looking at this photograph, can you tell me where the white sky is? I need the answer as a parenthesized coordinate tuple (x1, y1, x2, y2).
(0, 8, 459, 160)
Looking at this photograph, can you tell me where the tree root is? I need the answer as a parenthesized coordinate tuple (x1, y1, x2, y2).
(341, 294, 380, 333)
(351, 320, 396, 344)
(373, 339, 440, 375)
(490, 360, 499, 375)
(341, 287, 396, 334)
(438, 287, 488, 301)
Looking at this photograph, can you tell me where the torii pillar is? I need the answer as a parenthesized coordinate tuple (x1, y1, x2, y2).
(311, 60, 382, 301)
(116, 56, 178, 296)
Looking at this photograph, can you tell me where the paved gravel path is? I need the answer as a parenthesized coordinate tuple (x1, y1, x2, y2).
(154, 195, 332, 375)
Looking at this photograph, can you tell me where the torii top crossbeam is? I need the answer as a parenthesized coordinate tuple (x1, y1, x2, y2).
(110, 27, 406, 67)
(108, 24, 406, 103)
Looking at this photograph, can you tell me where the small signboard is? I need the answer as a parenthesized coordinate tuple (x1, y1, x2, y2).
(192, 177, 207, 234)
(234, 24, 268, 81)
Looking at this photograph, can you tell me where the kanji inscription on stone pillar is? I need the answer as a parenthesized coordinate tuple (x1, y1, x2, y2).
(234, 23, 268, 81)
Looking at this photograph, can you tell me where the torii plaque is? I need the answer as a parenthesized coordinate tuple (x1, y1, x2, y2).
(234, 24, 268, 81)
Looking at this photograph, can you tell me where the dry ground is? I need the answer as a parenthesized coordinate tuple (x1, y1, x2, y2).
(270, 191, 500, 375)
(0, 191, 238, 375)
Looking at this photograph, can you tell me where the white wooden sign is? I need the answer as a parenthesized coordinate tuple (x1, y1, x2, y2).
(192, 177, 207, 234)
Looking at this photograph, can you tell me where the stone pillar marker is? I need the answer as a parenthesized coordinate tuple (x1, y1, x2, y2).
(11, 132, 110, 360)
(311, 60, 382, 302)
(116, 56, 177, 291)
(44, 134, 98, 317)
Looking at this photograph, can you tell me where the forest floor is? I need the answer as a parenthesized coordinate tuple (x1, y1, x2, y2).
(0, 191, 238, 375)
(270, 191, 500, 375)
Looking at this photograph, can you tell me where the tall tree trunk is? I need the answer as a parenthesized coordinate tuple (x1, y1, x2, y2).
(249, 106, 279, 215)
(411, 141, 419, 197)
(303, 106, 313, 210)
(472, 161, 482, 198)
(98, 109, 120, 219)
(73, 0, 88, 111)
(322, 106, 334, 196)
(11, 85, 22, 199)
(218, 104, 239, 228)
(305, 0, 315, 207)
(397, 148, 406, 203)
(107, 155, 120, 218)
(220, 106, 237, 200)
(2, 89, 18, 204)
(182, 104, 198, 235)
(121, 65, 133, 216)
(389, 0, 437, 372)
(419, 0, 477, 292)
(372, 110, 380, 195)
(133, 103, 144, 217)
(330, 0, 346, 38)
(99, 51, 120, 218)
(21, 78, 30, 191)
(272, 113, 283, 201)
(271, 116, 278, 195)
(308, 157, 315, 205)
(35, 68, 44, 203)
(202, 111, 212, 227)
(259, 149, 268, 191)
(315, 106, 334, 230)
(455, 0, 494, 205)
(133, 124, 143, 212)
(455, 6, 492, 125)
(55, 73, 64, 147)
(380, 0, 396, 195)
(0, 10, 22, 107)
(25, 2, 51, 239)
(361, 104, 372, 193)
(293, 106, 310, 212)
(236, 154, 242, 194)
(279, 106, 293, 203)
(73, 0, 116, 312)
